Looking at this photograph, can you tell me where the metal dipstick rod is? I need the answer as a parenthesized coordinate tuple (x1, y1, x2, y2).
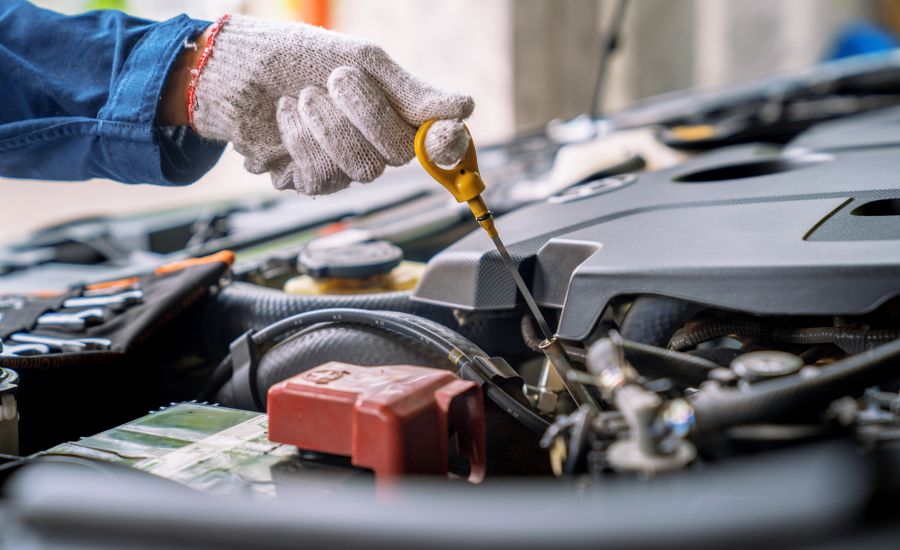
(414, 120, 598, 409)
(490, 235, 553, 339)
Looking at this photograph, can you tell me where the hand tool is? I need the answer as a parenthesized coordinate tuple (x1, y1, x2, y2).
(0, 343, 51, 357)
(36, 308, 105, 330)
(9, 333, 112, 352)
(414, 120, 598, 409)
(81, 281, 140, 297)
(62, 289, 143, 311)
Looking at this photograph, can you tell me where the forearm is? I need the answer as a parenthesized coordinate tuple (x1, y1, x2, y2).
(1, 4, 471, 191)
(157, 25, 212, 127)
(0, 2, 222, 184)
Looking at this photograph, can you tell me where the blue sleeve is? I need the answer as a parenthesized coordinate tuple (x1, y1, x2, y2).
(0, 0, 225, 185)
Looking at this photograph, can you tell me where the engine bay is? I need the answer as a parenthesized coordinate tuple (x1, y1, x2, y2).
(4, 53, 900, 548)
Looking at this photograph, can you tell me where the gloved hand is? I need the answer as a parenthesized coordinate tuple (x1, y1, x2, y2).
(190, 16, 473, 195)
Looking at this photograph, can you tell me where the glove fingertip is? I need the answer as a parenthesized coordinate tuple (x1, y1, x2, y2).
(299, 171, 353, 196)
(406, 92, 474, 126)
(450, 93, 475, 119)
(269, 159, 298, 191)
(424, 119, 469, 167)
(327, 65, 365, 92)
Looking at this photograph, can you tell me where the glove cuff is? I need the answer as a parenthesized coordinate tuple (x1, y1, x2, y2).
(191, 15, 269, 141)
(184, 14, 228, 134)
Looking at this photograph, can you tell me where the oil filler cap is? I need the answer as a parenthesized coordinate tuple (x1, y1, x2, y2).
(298, 240, 403, 279)
(730, 350, 804, 382)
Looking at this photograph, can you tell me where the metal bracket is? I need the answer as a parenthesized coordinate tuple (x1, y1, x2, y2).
(229, 330, 263, 411)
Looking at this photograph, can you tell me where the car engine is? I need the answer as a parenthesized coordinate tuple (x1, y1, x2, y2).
(3, 53, 900, 549)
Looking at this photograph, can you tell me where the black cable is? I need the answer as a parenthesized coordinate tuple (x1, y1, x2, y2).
(619, 296, 705, 347)
(205, 308, 551, 434)
(669, 320, 900, 354)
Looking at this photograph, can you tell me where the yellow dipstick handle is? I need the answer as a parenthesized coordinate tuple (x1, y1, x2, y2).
(414, 120, 498, 238)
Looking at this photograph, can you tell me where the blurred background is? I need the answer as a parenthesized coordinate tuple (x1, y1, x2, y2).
(2, 0, 898, 241)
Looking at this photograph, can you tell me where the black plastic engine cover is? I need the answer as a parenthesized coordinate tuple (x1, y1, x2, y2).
(413, 107, 900, 341)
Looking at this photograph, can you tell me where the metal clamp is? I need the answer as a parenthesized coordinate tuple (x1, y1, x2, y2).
(229, 330, 263, 411)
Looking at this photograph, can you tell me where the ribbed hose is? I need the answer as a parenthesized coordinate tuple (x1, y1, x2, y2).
(690, 337, 900, 438)
(216, 325, 450, 406)
(669, 320, 900, 354)
(619, 296, 704, 347)
(198, 282, 529, 359)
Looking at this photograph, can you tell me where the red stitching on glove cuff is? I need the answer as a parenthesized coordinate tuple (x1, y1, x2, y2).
(187, 14, 231, 132)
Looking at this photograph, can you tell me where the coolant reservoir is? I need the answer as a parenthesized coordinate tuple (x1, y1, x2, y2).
(284, 240, 425, 295)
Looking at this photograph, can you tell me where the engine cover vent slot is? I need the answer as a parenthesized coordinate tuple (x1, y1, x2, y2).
(674, 154, 830, 183)
(851, 198, 900, 217)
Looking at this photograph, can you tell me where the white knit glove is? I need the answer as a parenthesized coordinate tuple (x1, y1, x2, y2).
(192, 16, 474, 195)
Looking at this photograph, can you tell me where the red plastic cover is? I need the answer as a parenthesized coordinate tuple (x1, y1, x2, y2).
(267, 362, 486, 483)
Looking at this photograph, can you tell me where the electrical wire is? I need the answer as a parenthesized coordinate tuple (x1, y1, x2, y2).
(669, 320, 900, 354)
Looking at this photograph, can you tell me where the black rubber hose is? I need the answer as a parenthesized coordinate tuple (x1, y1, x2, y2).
(210, 308, 550, 434)
(196, 284, 428, 398)
(688, 347, 742, 367)
(619, 339, 719, 387)
(204, 308, 486, 403)
(619, 296, 704, 347)
(521, 316, 718, 386)
(198, 282, 530, 359)
(215, 325, 450, 407)
(520, 316, 587, 361)
(669, 320, 900, 354)
(690, 337, 900, 438)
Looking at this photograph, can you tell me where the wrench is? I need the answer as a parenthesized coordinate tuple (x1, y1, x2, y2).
(10, 333, 112, 352)
(36, 308, 105, 330)
(0, 343, 51, 357)
(63, 289, 143, 310)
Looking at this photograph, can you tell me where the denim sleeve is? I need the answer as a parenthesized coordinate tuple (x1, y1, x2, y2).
(0, 0, 225, 185)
